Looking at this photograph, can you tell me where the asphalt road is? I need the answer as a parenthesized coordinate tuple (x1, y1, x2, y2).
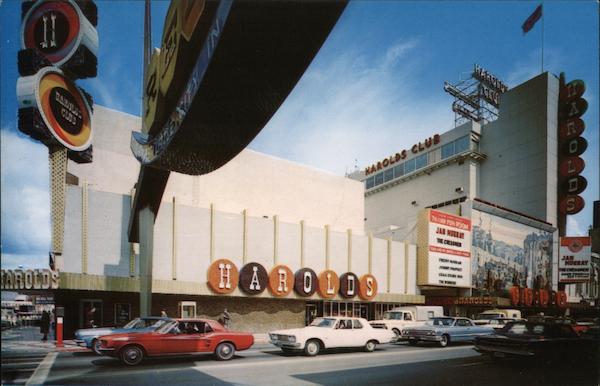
(5, 342, 597, 386)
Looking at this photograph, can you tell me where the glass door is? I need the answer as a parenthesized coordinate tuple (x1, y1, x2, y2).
(80, 299, 102, 328)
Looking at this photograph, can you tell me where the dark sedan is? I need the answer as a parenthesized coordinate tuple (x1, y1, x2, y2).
(474, 319, 599, 362)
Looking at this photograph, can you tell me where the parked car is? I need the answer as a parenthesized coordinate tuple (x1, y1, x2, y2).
(75, 317, 173, 354)
(402, 317, 494, 347)
(479, 317, 519, 330)
(474, 319, 599, 362)
(269, 316, 396, 356)
(98, 318, 254, 365)
(369, 306, 444, 338)
(473, 309, 522, 325)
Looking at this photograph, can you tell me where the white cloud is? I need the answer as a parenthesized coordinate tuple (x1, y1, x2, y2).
(250, 38, 453, 175)
(566, 216, 586, 237)
(0, 129, 51, 263)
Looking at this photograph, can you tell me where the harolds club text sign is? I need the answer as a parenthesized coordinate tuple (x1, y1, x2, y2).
(206, 259, 378, 301)
(559, 237, 591, 283)
(418, 209, 472, 288)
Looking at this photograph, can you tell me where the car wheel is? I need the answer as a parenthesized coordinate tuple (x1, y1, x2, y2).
(214, 342, 235, 361)
(438, 335, 450, 348)
(408, 340, 419, 346)
(365, 340, 377, 352)
(120, 345, 144, 366)
(92, 339, 102, 355)
(392, 329, 401, 339)
(304, 339, 320, 357)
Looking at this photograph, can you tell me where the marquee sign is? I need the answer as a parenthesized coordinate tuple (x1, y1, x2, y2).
(17, 67, 93, 152)
(20, 0, 98, 78)
(206, 261, 379, 300)
(364, 134, 441, 175)
(1, 269, 59, 290)
(559, 237, 591, 283)
(417, 209, 472, 288)
(557, 73, 588, 216)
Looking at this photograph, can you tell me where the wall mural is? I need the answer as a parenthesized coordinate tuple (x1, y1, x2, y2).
(471, 209, 553, 294)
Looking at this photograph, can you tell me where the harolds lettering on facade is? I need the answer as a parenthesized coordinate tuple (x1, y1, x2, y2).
(207, 259, 378, 300)
(1, 269, 59, 290)
(364, 134, 441, 175)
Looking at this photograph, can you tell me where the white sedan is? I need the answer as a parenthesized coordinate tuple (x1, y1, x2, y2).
(269, 316, 396, 356)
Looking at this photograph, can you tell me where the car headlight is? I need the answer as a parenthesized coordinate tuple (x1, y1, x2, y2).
(427, 331, 435, 335)
(402, 330, 409, 335)
(288, 335, 296, 343)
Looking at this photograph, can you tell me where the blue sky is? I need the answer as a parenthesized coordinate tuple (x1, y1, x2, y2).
(1, 1, 598, 269)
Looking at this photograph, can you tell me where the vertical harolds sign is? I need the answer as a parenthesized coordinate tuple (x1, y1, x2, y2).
(557, 73, 588, 218)
(417, 209, 472, 288)
(558, 237, 592, 283)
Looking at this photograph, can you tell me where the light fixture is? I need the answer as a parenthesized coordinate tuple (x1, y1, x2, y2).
(455, 186, 464, 193)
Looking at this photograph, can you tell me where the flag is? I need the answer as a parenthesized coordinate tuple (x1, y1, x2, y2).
(522, 4, 543, 34)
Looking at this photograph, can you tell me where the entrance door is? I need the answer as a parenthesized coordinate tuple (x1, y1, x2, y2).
(305, 303, 317, 325)
(179, 301, 196, 318)
(359, 304, 369, 320)
(80, 300, 102, 328)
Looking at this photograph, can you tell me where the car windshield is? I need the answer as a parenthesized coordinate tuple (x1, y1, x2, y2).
(383, 312, 403, 320)
(426, 318, 455, 326)
(489, 319, 505, 325)
(476, 313, 502, 320)
(309, 318, 337, 327)
(123, 318, 142, 329)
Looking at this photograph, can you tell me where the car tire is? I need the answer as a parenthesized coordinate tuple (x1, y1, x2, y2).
(392, 329, 401, 339)
(438, 334, 450, 348)
(120, 345, 144, 366)
(214, 342, 235, 361)
(92, 339, 102, 355)
(304, 339, 320, 357)
(408, 340, 419, 346)
(365, 340, 377, 352)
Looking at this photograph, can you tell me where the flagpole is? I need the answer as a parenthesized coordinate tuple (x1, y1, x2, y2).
(541, 2, 544, 73)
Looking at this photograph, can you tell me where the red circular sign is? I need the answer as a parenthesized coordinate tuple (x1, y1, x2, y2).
(562, 137, 588, 157)
(358, 274, 378, 301)
(317, 270, 339, 299)
(558, 157, 585, 177)
(560, 80, 586, 102)
(560, 176, 587, 195)
(268, 265, 294, 297)
(558, 195, 585, 215)
(207, 259, 239, 294)
(22, 1, 81, 65)
(559, 118, 585, 140)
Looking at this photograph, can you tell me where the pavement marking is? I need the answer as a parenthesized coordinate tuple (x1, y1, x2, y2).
(25, 352, 57, 386)
(455, 362, 483, 367)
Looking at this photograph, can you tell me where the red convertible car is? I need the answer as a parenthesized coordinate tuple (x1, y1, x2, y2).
(98, 318, 254, 365)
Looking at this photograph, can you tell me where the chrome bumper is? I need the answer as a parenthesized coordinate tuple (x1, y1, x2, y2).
(270, 340, 301, 348)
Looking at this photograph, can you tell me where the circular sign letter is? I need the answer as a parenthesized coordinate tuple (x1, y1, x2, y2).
(358, 274, 378, 300)
(239, 262, 268, 295)
(317, 270, 339, 299)
(268, 265, 293, 297)
(207, 259, 239, 294)
(294, 268, 318, 297)
(339, 272, 359, 299)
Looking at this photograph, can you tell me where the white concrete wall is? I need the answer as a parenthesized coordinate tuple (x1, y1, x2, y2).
(67, 105, 364, 234)
(480, 72, 558, 223)
(62, 188, 419, 296)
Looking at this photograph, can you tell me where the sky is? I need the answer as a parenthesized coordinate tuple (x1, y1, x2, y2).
(0, 0, 598, 270)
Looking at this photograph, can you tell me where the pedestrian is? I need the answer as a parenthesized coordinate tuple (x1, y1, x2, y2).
(222, 308, 231, 329)
(87, 306, 97, 328)
(160, 309, 168, 317)
(40, 310, 50, 341)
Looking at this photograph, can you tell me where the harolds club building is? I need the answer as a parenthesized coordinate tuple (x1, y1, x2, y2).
(49, 105, 423, 338)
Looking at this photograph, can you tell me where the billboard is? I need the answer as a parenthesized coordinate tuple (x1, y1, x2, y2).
(417, 209, 472, 288)
(471, 209, 553, 292)
(559, 237, 591, 283)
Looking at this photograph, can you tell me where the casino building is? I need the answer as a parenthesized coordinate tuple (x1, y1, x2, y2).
(349, 71, 589, 316)
(51, 105, 423, 338)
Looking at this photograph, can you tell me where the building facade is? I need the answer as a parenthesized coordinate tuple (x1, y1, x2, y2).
(54, 106, 423, 338)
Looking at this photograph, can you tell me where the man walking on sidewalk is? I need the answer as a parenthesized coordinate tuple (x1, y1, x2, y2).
(40, 311, 50, 341)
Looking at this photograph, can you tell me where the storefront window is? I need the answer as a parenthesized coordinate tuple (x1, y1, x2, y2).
(455, 135, 470, 153)
(384, 168, 394, 182)
(393, 164, 404, 178)
(374, 172, 384, 186)
(179, 301, 196, 318)
(366, 176, 375, 189)
(441, 142, 455, 159)
(404, 159, 416, 174)
(415, 153, 428, 169)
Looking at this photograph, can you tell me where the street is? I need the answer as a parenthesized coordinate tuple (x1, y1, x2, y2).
(2, 327, 598, 386)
